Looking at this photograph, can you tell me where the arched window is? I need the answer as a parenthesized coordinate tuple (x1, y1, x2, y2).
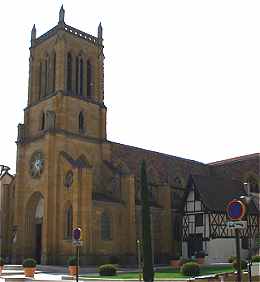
(247, 176, 259, 193)
(40, 112, 45, 130)
(79, 112, 84, 133)
(101, 212, 111, 241)
(38, 62, 42, 99)
(75, 56, 84, 96)
(75, 56, 79, 95)
(67, 53, 72, 92)
(79, 58, 84, 96)
(44, 55, 49, 96)
(87, 60, 92, 97)
(52, 52, 56, 92)
(65, 205, 73, 239)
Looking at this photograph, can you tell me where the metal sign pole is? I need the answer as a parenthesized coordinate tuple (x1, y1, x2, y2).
(76, 245, 79, 282)
(235, 229, 242, 282)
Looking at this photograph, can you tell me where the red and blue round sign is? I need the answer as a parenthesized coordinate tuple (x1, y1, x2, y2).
(226, 199, 246, 221)
(73, 227, 82, 241)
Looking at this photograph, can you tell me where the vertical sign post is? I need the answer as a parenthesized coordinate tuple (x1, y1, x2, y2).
(226, 199, 247, 282)
(73, 228, 82, 282)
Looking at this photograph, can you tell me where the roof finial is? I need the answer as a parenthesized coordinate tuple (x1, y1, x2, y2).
(98, 22, 103, 40)
(31, 24, 36, 45)
(59, 4, 65, 24)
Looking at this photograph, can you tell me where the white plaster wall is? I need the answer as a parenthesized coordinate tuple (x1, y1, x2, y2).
(207, 238, 248, 263)
(182, 241, 188, 258)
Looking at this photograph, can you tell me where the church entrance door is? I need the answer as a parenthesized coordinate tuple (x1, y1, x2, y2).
(35, 222, 42, 264)
(25, 193, 44, 264)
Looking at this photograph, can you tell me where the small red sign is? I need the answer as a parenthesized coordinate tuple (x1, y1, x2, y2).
(226, 199, 246, 221)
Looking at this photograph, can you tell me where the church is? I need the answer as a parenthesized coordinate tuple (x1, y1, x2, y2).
(1, 7, 259, 266)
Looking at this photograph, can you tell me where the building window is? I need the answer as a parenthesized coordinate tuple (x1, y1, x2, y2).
(65, 205, 73, 239)
(79, 112, 84, 133)
(39, 62, 42, 99)
(242, 237, 249, 249)
(195, 214, 203, 227)
(40, 112, 45, 130)
(79, 58, 84, 96)
(52, 52, 56, 92)
(247, 176, 259, 193)
(67, 53, 72, 92)
(75, 56, 79, 95)
(101, 212, 111, 241)
(87, 60, 92, 97)
(44, 55, 49, 96)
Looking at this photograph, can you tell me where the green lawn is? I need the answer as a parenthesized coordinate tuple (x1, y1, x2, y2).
(81, 265, 234, 280)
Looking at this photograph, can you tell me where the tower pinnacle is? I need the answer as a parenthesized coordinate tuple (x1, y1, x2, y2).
(98, 22, 103, 40)
(31, 24, 36, 45)
(59, 5, 65, 24)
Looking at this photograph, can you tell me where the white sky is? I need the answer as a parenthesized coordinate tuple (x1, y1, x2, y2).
(1, 0, 260, 173)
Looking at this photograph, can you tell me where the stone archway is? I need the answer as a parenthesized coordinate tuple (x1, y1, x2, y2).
(25, 192, 44, 263)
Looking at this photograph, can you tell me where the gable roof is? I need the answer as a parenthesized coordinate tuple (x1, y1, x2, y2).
(208, 153, 260, 166)
(189, 175, 258, 214)
(110, 142, 210, 187)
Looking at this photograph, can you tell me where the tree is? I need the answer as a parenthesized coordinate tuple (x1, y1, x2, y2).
(140, 160, 154, 282)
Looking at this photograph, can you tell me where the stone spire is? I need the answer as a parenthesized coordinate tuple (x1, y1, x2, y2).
(31, 24, 36, 45)
(59, 5, 65, 24)
(98, 22, 103, 40)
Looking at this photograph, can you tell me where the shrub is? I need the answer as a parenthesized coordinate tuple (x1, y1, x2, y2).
(179, 258, 196, 266)
(98, 264, 117, 276)
(67, 256, 77, 266)
(251, 255, 260, 262)
(232, 259, 247, 270)
(22, 258, 37, 268)
(228, 256, 236, 263)
(181, 262, 200, 277)
(0, 257, 4, 266)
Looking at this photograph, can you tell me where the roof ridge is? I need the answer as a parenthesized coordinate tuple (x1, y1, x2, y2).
(208, 153, 260, 166)
(109, 140, 206, 166)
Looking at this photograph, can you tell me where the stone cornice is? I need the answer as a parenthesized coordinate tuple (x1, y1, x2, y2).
(16, 128, 107, 145)
(24, 91, 106, 111)
(31, 23, 103, 49)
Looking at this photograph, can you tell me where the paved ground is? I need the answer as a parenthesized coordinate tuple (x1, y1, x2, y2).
(0, 266, 190, 282)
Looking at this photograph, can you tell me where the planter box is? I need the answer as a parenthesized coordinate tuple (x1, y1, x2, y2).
(24, 267, 36, 277)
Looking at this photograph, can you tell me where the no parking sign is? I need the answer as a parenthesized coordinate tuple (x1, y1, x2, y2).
(226, 199, 246, 221)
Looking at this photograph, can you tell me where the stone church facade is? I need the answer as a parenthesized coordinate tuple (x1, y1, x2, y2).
(2, 7, 259, 265)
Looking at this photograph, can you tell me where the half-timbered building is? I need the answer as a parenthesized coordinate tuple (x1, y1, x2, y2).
(182, 175, 259, 262)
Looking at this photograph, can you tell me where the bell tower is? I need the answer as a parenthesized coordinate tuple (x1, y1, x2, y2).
(20, 5, 106, 142)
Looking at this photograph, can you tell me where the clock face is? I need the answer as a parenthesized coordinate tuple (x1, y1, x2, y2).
(30, 151, 44, 178)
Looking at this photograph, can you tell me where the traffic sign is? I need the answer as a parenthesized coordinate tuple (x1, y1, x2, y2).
(73, 240, 83, 247)
(226, 199, 246, 221)
(226, 221, 247, 230)
(73, 227, 82, 241)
